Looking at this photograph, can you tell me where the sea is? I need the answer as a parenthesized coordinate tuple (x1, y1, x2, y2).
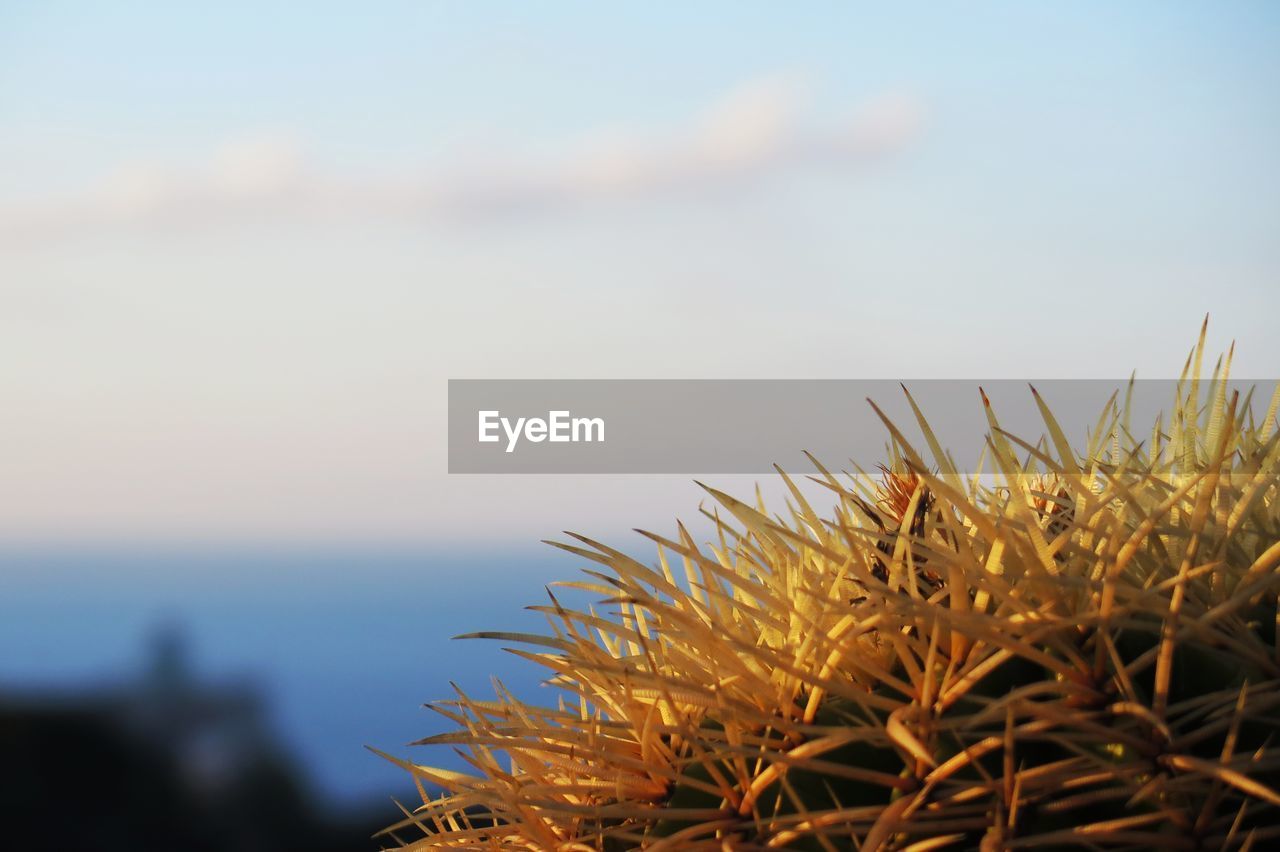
(0, 543, 590, 809)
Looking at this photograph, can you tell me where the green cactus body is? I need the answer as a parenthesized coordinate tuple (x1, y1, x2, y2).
(381, 330, 1280, 850)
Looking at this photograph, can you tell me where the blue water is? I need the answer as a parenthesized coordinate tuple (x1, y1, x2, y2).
(0, 544, 591, 806)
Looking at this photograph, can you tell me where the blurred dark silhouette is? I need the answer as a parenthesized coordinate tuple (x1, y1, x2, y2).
(0, 626, 387, 852)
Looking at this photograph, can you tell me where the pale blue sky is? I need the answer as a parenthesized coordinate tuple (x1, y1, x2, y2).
(1, 2, 1277, 541)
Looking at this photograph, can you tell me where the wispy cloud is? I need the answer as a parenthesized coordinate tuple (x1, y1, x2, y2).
(0, 76, 925, 240)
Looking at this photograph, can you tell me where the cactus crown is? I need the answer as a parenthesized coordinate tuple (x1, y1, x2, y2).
(380, 326, 1280, 850)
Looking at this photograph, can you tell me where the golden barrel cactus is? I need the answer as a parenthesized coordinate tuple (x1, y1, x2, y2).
(380, 329, 1280, 850)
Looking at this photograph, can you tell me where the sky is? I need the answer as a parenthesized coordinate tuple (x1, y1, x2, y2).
(2, 1, 1279, 544)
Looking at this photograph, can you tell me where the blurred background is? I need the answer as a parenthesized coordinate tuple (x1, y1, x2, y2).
(2, 2, 1278, 849)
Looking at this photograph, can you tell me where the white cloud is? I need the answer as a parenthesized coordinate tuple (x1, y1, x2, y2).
(0, 76, 925, 240)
